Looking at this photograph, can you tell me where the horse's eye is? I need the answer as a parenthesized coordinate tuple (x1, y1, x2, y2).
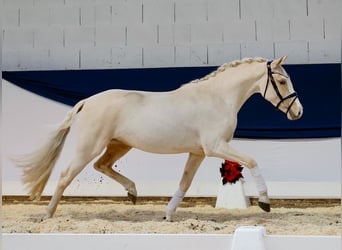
(279, 79, 286, 85)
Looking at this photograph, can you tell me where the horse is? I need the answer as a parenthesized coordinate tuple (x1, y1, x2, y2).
(14, 56, 303, 221)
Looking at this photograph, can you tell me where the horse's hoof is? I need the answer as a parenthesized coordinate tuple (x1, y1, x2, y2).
(43, 214, 52, 220)
(258, 201, 271, 212)
(127, 192, 137, 204)
(163, 215, 173, 222)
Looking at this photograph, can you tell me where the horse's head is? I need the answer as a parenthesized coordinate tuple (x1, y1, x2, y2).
(262, 56, 303, 120)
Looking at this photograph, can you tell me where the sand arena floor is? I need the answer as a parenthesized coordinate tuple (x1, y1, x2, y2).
(2, 197, 341, 235)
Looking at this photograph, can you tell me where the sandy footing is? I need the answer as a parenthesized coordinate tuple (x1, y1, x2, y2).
(2, 198, 341, 235)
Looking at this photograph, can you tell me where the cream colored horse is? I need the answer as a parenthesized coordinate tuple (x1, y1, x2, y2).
(15, 56, 303, 221)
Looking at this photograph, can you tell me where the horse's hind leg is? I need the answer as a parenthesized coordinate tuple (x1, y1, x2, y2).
(45, 156, 97, 219)
(93, 141, 137, 203)
(45, 140, 107, 219)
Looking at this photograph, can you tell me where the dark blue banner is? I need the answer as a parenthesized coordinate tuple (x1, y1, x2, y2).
(3, 63, 341, 138)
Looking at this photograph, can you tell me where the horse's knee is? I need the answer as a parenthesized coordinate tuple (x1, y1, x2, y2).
(244, 158, 257, 169)
(93, 162, 103, 172)
(57, 173, 71, 190)
(60, 168, 69, 179)
(58, 165, 83, 190)
(94, 159, 111, 173)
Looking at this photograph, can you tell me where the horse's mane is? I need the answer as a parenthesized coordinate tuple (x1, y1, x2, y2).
(188, 57, 267, 85)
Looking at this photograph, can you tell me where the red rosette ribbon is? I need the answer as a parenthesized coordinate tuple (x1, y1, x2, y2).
(220, 160, 244, 185)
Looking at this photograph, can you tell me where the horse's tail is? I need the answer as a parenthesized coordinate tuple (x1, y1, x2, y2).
(13, 100, 85, 200)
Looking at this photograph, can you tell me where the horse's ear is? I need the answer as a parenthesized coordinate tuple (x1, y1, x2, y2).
(273, 56, 287, 66)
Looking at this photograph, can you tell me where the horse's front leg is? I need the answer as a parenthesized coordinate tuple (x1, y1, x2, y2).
(165, 153, 205, 221)
(205, 140, 270, 212)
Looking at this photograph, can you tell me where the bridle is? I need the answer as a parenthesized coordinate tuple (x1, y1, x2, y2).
(263, 61, 298, 115)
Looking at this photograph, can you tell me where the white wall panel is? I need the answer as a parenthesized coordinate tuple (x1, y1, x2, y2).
(274, 41, 309, 64)
(272, 0, 307, 19)
(47, 48, 80, 69)
(3, 48, 49, 71)
(143, 0, 174, 24)
(2, 1, 340, 72)
(174, 46, 191, 66)
(19, 7, 50, 28)
(191, 22, 224, 44)
(223, 20, 255, 42)
(34, 28, 64, 49)
(3, 0, 34, 7)
(111, 46, 143, 68)
(256, 19, 290, 41)
(80, 5, 96, 26)
(49, 6, 80, 27)
(308, 0, 341, 19)
(94, 5, 112, 26)
(324, 17, 341, 40)
(290, 17, 324, 41)
(207, 0, 239, 22)
(15, 49, 49, 70)
(65, 27, 95, 48)
(65, 0, 97, 6)
(240, 0, 275, 20)
(157, 24, 174, 46)
(3, 28, 34, 49)
(190, 45, 208, 66)
(208, 43, 241, 65)
(173, 24, 191, 45)
(241, 41, 274, 60)
(80, 48, 112, 69)
(143, 46, 174, 67)
(95, 25, 126, 47)
(309, 40, 341, 63)
(3, 7, 19, 28)
(175, 0, 208, 23)
(2, 49, 21, 70)
(34, 0, 65, 7)
(111, 0, 142, 25)
(126, 24, 156, 46)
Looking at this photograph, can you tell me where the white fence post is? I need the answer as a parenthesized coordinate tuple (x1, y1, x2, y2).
(231, 226, 266, 250)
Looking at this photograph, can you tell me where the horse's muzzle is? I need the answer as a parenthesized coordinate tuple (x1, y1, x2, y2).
(287, 107, 303, 120)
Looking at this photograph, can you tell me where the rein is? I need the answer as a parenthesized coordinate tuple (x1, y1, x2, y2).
(263, 61, 298, 115)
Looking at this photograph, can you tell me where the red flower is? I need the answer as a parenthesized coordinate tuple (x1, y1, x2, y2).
(220, 160, 244, 185)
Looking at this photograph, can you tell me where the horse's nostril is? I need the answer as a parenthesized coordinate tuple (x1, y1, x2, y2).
(297, 110, 302, 118)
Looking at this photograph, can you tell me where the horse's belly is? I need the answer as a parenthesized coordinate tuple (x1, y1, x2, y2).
(115, 126, 202, 154)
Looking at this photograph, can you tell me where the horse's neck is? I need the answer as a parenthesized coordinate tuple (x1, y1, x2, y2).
(209, 62, 266, 112)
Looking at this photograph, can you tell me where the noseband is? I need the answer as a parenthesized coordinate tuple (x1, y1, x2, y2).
(263, 61, 298, 115)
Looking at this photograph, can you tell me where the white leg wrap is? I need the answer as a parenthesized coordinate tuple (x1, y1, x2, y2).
(165, 188, 185, 221)
(166, 188, 185, 213)
(250, 166, 267, 194)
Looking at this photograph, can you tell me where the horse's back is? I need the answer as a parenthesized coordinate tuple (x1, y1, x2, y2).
(74, 89, 144, 136)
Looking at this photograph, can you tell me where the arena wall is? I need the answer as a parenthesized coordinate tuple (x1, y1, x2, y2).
(2, 0, 341, 71)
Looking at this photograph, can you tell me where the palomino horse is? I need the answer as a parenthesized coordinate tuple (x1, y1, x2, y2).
(15, 56, 303, 221)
